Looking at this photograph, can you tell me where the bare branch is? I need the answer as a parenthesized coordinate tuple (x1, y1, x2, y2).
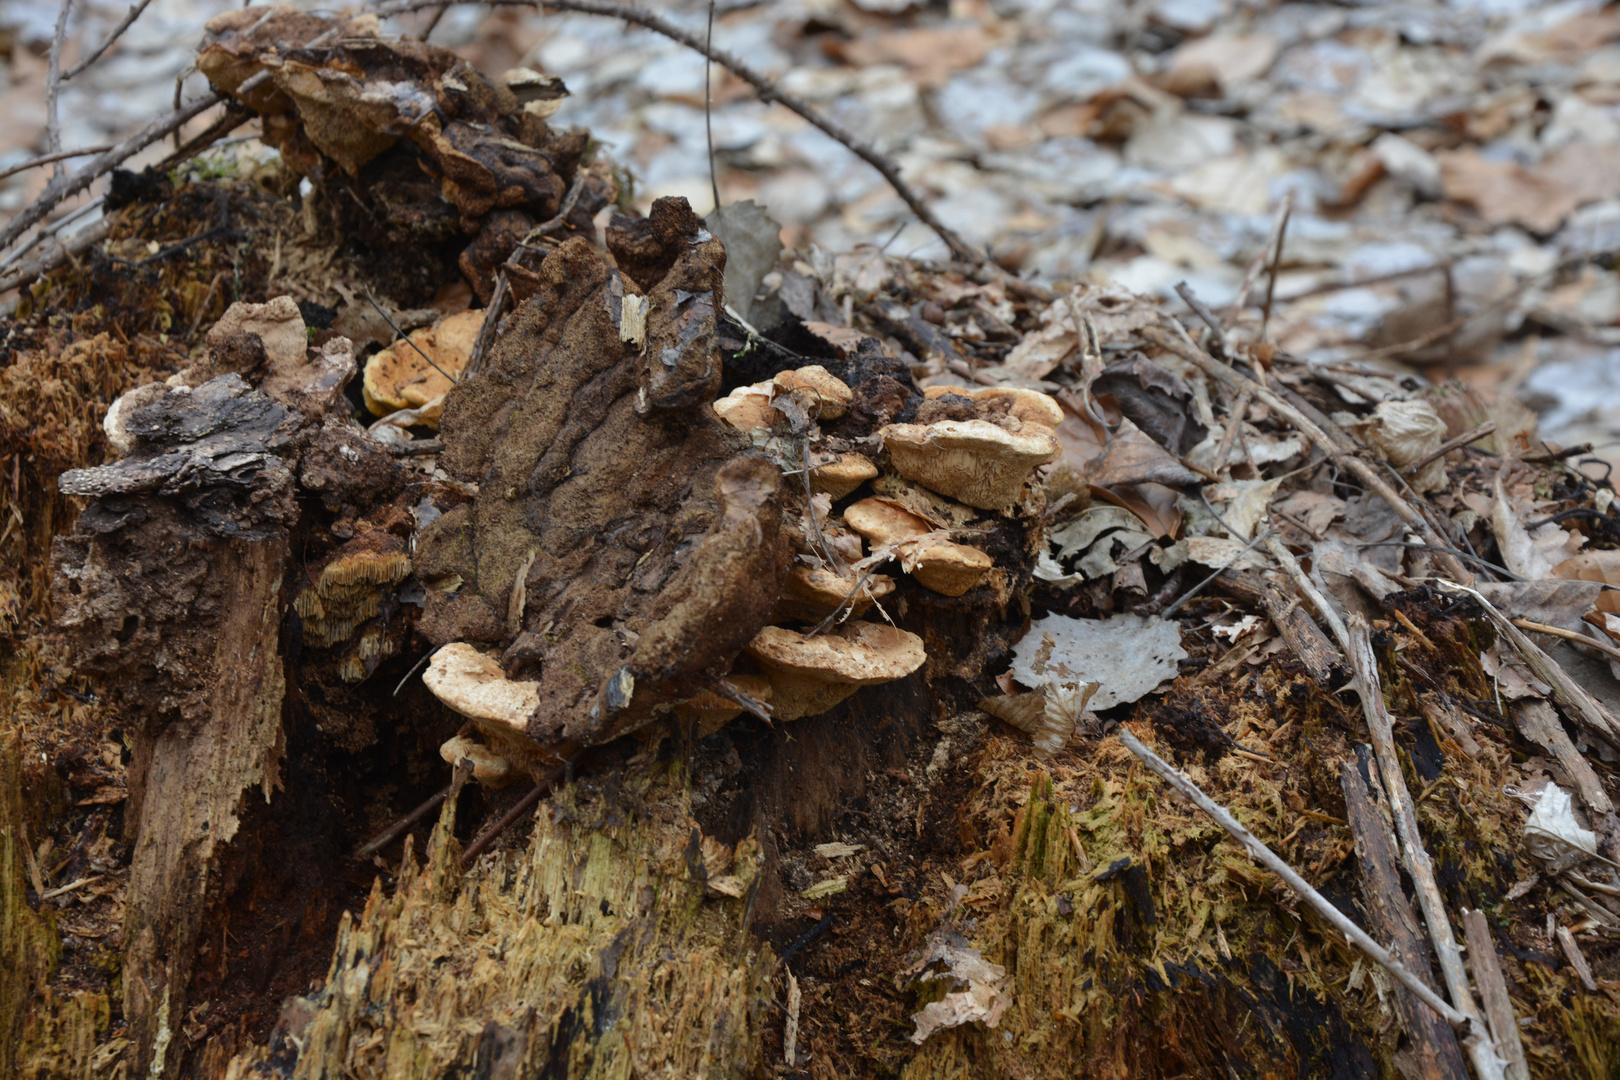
(0, 218, 112, 295)
(0, 144, 113, 183)
(371, 0, 982, 264)
(63, 0, 157, 80)
(0, 92, 221, 257)
(45, 0, 73, 173)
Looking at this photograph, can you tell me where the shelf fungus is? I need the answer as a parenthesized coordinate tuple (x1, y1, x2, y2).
(773, 365, 853, 419)
(922, 384, 1065, 430)
(672, 673, 775, 737)
(844, 497, 994, 597)
(808, 453, 879, 499)
(293, 538, 413, 682)
(424, 643, 551, 779)
(880, 419, 1060, 512)
(362, 308, 483, 424)
(774, 564, 896, 623)
(744, 622, 926, 721)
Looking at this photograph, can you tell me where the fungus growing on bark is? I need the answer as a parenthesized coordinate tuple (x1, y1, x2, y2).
(774, 365, 853, 419)
(712, 382, 778, 432)
(439, 734, 517, 784)
(672, 673, 775, 736)
(923, 384, 1064, 429)
(423, 642, 552, 773)
(744, 622, 926, 721)
(880, 419, 1059, 511)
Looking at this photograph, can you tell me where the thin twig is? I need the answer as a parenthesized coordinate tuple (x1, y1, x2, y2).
(805, 565, 880, 638)
(0, 218, 111, 294)
(1513, 618, 1620, 667)
(1354, 542, 1521, 581)
(1116, 726, 1476, 1034)
(466, 272, 509, 379)
(704, 0, 720, 214)
(365, 290, 459, 383)
(459, 753, 580, 868)
(1264, 534, 1350, 651)
(1144, 320, 1470, 581)
(44, 0, 73, 174)
(374, 0, 980, 263)
(1223, 194, 1292, 332)
(1259, 193, 1293, 343)
(64, 0, 157, 80)
(417, 2, 450, 40)
(1175, 279, 1227, 358)
(1403, 422, 1497, 477)
(1161, 528, 1275, 619)
(356, 785, 452, 858)
(0, 145, 115, 184)
(39, 874, 101, 901)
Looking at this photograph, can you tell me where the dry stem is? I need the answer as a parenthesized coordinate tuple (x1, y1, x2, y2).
(64, 0, 157, 80)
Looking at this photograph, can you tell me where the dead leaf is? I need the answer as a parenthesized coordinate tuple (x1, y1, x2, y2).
(1010, 613, 1185, 710)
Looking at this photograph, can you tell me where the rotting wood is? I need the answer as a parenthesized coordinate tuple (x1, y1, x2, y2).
(1555, 925, 1599, 991)
(1346, 616, 1502, 1080)
(1461, 908, 1529, 1080)
(1340, 751, 1470, 1080)
(1116, 727, 1474, 1032)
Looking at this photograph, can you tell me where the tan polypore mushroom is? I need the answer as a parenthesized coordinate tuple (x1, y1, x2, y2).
(923, 385, 1063, 429)
(439, 734, 516, 784)
(672, 673, 775, 737)
(843, 497, 994, 597)
(903, 541, 993, 597)
(712, 382, 778, 432)
(423, 642, 551, 773)
(809, 453, 879, 499)
(881, 419, 1059, 511)
(774, 564, 897, 623)
(774, 365, 853, 419)
(293, 545, 412, 680)
(745, 622, 926, 721)
(363, 308, 484, 418)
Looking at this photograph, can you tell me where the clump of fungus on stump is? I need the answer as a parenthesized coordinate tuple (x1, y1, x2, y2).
(881, 419, 1060, 512)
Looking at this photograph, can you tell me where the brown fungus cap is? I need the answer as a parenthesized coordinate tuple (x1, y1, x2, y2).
(844, 497, 931, 547)
(809, 453, 879, 500)
(903, 540, 993, 597)
(712, 382, 778, 432)
(774, 365, 853, 419)
(745, 621, 925, 721)
(880, 419, 1059, 512)
(923, 384, 1063, 429)
(362, 308, 483, 419)
(844, 497, 992, 596)
(774, 564, 896, 623)
(672, 673, 774, 737)
(423, 642, 552, 770)
(439, 734, 516, 785)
